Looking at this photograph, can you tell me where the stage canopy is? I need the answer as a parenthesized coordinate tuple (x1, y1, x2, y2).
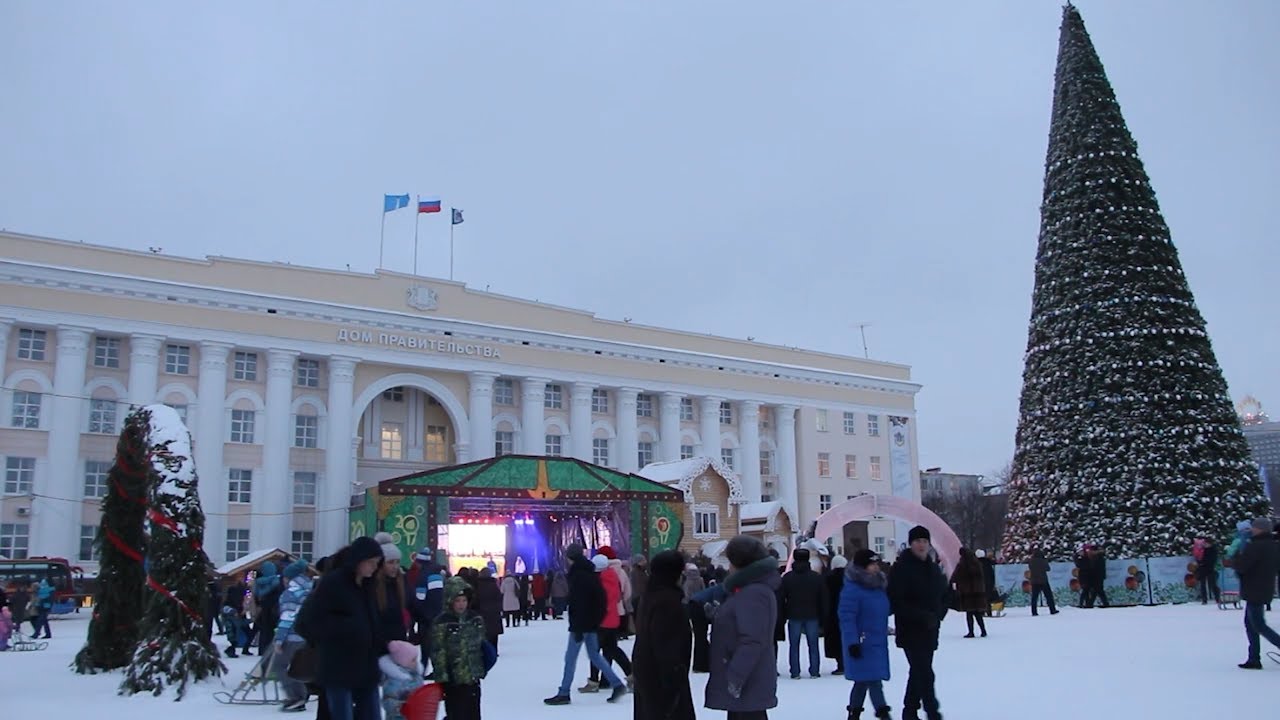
(356, 455, 685, 563)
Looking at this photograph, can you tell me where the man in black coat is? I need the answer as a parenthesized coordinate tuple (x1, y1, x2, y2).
(631, 550, 695, 720)
(1197, 539, 1221, 605)
(544, 544, 625, 706)
(296, 536, 387, 719)
(780, 548, 827, 679)
(1087, 546, 1110, 608)
(887, 525, 948, 720)
(1236, 518, 1280, 669)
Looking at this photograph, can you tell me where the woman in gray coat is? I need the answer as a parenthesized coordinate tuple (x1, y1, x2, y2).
(705, 536, 780, 720)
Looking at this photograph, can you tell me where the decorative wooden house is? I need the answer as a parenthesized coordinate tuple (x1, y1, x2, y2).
(739, 501, 796, 560)
(639, 457, 745, 560)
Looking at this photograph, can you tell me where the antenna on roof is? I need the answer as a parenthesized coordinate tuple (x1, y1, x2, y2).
(623, 317, 632, 323)
(851, 322, 872, 358)
(148, 246, 162, 254)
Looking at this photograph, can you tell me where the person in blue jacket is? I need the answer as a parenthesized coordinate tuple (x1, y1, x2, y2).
(840, 549, 891, 720)
(31, 579, 55, 639)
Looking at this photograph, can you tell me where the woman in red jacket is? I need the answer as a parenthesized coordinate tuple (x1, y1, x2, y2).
(532, 572, 549, 620)
(582, 554, 634, 693)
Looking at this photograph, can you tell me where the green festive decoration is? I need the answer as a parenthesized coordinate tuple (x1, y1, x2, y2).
(1002, 6, 1268, 561)
(73, 407, 151, 673)
(120, 405, 224, 698)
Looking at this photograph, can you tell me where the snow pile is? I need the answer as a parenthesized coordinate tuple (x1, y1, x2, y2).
(143, 404, 195, 502)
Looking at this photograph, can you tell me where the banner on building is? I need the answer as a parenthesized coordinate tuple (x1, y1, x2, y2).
(887, 416, 914, 549)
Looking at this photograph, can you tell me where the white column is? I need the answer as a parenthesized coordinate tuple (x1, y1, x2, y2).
(739, 400, 762, 502)
(0, 319, 11, 394)
(195, 341, 232, 564)
(468, 372, 497, 460)
(32, 326, 91, 560)
(569, 383, 595, 461)
(127, 334, 165, 407)
(406, 389, 425, 462)
(776, 405, 800, 535)
(616, 388, 640, 472)
(254, 349, 297, 552)
(659, 393, 682, 462)
(322, 356, 357, 555)
(520, 378, 547, 455)
(699, 396, 723, 460)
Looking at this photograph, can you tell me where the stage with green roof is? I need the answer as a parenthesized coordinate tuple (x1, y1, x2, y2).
(350, 455, 686, 569)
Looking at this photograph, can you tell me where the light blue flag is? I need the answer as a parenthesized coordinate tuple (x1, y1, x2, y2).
(384, 194, 410, 213)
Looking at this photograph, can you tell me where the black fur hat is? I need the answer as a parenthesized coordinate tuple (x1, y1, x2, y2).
(648, 550, 685, 589)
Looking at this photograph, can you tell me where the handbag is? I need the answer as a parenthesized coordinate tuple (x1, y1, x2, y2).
(481, 639, 498, 672)
(287, 646, 319, 684)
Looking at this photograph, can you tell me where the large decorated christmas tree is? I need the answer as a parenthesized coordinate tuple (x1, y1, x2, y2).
(1001, 5, 1267, 561)
(74, 407, 152, 673)
(120, 405, 224, 698)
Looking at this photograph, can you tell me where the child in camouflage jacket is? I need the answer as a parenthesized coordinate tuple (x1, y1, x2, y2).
(432, 576, 489, 720)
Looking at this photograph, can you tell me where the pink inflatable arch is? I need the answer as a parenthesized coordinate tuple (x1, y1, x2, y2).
(812, 494, 962, 574)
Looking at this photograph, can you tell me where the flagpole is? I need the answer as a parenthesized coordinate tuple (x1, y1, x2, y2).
(450, 221, 455, 281)
(413, 196, 420, 276)
(379, 211, 387, 269)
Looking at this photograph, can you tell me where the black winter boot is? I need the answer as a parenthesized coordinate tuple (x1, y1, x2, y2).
(874, 706, 892, 719)
(846, 707, 862, 720)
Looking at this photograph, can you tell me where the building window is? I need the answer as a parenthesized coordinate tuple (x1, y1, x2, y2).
(79, 524, 100, 562)
(680, 398, 694, 421)
(1, 523, 30, 559)
(11, 391, 41, 429)
(761, 494, 774, 502)
(636, 394, 654, 418)
(720, 447, 735, 470)
(760, 450, 773, 476)
(843, 411, 857, 435)
(874, 536, 887, 556)
(591, 389, 609, 413)
(4, 457, 35, 495)
(818, 452, 831, 477)
(870, 456, 882, 481)
(226, 529, 250, 561)
(545, 384, 563, 409)
(819, 494, 833, 513)
(425, 425, 448, 462)
(493, 379, 514, 406)
(845, 454, 858, 479)
(230, 409, 256, 443)
(84, 460, 110, 499)
(294, 415, 319, 448)
(680, 444, 694, 460)
(494, 430, 514, 457)
(382, 386, 404, 402)
(868, 414, 880, 437)
(381, 422, 404, 459)
(17, 328, 47, 361)
(545, 434, 562, 457)
(93, 336, 121, 368)
(293, 471, 317, 506)
(816, 409, 828, 432)
(165, 403, 188, 423)
(638, 441, 654, 468)
(228, 469, 253, 504)
(693, 506, 720, 539)
(296, 358, 321, 387)
(233, 351, 258, 381)
(88, 398, 118, 434)
(719, 401, 733, 425)
(592, 438, 611, 466)
(164, 344, 191, 375)
(291, 530, 315, 560)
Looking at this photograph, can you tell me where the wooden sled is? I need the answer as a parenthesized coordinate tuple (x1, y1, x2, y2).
(1218, 591, 1241, 610)
(7, 635, 49, 652)
(213, 647, 281, 705)
(989, 601, 1007, 618)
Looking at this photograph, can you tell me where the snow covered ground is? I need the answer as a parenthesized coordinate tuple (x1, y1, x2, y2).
(3, 603, 1275, 718)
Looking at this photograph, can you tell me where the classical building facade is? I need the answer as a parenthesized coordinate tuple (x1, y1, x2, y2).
(0, 231, 922, 566)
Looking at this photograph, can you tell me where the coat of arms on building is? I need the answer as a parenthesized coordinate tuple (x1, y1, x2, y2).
(406, 286, 438, 311)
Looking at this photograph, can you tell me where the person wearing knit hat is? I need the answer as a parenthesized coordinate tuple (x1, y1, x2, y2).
(272, 558, 317, 711)
(824, 555, 851, 676)
(840, 546, 891, 719)
(376, 531, 403, 565)
(302, 535, 386, 719)
(596, 546, 617, 561)
(886, 524, 947, 718)
(1237, 517, 1280, 669)
(592, 555, 610, 573)
(544, 543, 625, 705)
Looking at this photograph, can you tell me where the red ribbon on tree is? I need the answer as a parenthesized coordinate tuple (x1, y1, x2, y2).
(105, 528, 144, 563)
(145, 576, 203, 622)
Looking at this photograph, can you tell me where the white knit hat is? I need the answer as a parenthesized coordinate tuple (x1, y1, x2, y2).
(592, 555, 609, 573)
(830, 555, 849, 570)
(374, 532, 402, 563)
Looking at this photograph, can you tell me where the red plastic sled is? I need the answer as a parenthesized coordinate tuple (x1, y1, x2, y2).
(401, 683, 444, 720)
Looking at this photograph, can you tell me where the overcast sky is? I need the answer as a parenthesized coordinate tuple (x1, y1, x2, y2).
(2, 1, 1276, 477)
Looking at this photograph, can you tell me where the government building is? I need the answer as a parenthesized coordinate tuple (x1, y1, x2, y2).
(0, 231, 922, 566)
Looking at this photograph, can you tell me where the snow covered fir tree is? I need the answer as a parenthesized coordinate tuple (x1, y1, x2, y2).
(74, 407, 152, 673)
(1001, 5, 1268, 561)
(120, 405, 224, 698)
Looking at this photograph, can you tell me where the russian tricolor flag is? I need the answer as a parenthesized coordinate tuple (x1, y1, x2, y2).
(418, 196, 442, 214)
